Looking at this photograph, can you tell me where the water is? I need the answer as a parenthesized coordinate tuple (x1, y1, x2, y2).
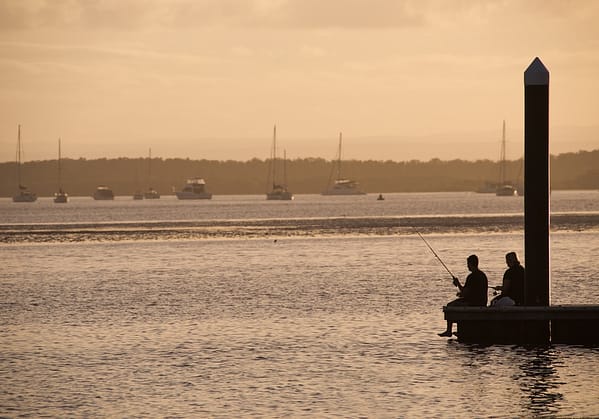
(1, 191, 599, 417)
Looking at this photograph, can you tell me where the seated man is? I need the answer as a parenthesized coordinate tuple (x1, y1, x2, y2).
(490, 252, 525, 306)
(439, 254, 488, 337)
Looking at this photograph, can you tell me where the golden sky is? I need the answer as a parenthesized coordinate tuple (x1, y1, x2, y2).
(1, 0, 598, 162)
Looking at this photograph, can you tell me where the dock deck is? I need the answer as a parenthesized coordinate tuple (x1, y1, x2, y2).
(444, 305, 599, 344)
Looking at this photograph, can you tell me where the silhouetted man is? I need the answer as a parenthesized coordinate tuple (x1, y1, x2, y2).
(439, 254, 488, 337)
(491, 252, 525, 306)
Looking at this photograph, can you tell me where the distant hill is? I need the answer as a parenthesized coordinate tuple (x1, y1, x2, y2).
(1, 150, 597, 197)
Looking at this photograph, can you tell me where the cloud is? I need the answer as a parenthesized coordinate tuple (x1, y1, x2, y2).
(255, 0, 424, 29)
(3, 0, 598, 34)
(0, 0, 426, 31)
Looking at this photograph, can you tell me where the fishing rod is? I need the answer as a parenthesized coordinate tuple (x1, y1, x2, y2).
(416, 232, 457, 283)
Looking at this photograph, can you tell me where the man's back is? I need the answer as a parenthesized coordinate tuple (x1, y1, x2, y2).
(505, 264, 525, 305)
(463, 269, 488, 306)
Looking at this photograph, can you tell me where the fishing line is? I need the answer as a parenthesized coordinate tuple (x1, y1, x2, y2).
(416, 231, 457, 282)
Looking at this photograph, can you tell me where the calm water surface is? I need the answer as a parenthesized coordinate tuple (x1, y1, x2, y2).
(1, 192, 598, 417)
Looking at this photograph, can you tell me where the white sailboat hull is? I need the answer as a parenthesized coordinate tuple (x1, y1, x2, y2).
(266, 191, 293, 200)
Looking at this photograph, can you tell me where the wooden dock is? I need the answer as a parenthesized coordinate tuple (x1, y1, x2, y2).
(444, 305, 599, 344)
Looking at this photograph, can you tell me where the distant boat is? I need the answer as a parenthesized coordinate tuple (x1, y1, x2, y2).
(377, 193, 385, 201)
(53, 138, 68, 203)
(12, 124, 37, 203)
(144, 148, 160, 199)
(93, 185, 115, 200)
(144, 188, 160, 199)
(176, 177, 212, 200)
(321, 132, 366, 196)
(266, 125, 293, 201)
(496, 184, 518, 196)
(496, 120, 519, 197)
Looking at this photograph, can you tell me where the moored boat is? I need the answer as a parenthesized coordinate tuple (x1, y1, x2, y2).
(54, 189, 68, 203)
(12, 125, 37, 203)
(322, 132, 366, 196)
(144, 188, 160, 199)
(267, 184, 293, 200)
(144, 148, 160, 199)
(176, 177, 212, 200)
(13, 189, 37, 203)
(53, 138, 68, 203)
(93, 185, 115, 200)
(266, 125, 293, 201)
(496, 184, 518, 196)
(496, 120, 519, 197)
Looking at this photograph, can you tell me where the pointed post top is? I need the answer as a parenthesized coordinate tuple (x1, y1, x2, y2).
(524, 57, 549, 86)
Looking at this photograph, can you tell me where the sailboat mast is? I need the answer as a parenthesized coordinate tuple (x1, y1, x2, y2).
(272, 125, 277, 188)
(15, 124, 22, 189)
(57, 138, 62, 189)
(337, 132, 342, 180)
(499, 120, 506, 184)
(148, 147, 152, 189)
(283, 149, 287, 188)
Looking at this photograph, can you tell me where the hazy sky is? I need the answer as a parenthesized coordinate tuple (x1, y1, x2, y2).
(1, 0, 598, 162)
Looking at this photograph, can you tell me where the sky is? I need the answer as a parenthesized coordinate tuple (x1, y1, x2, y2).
(1, 0, 598, 163)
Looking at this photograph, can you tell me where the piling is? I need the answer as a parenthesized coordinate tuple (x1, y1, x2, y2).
(524, 57, 551, 307)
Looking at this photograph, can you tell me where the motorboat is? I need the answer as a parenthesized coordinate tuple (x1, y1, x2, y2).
(176, 177, 212, 199)
(13, 189, 37, 203)
(93, 185, 115, 200)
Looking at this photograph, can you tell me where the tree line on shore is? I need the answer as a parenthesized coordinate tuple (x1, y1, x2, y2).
(1, 149, 597, 197)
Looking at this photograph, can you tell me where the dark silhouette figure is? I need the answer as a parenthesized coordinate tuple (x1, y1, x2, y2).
(439, 254, 488, 337)
(491, 252, 525, 306)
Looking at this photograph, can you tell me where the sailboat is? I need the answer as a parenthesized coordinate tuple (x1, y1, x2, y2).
(496, 120, 518, 196)
(266, 125, 293, 200)
(12, 124, 37, 203)
(144, 147, 160, 199)
(321, 132, 366, 195)
(53, 138, 68, 203)
(132, 162, 143, 200)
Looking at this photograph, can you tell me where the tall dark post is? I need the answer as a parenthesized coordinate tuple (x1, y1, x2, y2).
(524, 57, 550, 306)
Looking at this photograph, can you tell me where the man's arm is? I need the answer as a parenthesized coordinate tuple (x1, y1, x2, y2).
(501, 271, 512, 294)
(453, 276, 463, 292)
